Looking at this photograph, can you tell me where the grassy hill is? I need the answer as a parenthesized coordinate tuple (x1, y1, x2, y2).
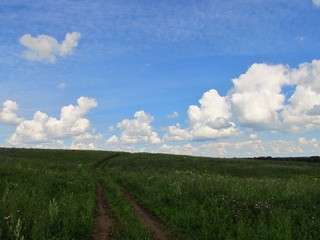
(0, 148, 319, 239)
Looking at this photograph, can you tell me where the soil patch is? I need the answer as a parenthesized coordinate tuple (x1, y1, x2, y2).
(92, 175, 117, 240)
(121, 186, 169, 240)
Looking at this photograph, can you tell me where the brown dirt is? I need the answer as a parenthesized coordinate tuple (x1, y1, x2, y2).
(92, 174, 117, 240)
(120, 186, 169, 240)
(92, 153, 169, 239)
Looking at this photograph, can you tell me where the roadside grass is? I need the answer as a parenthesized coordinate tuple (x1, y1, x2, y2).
(0, 148, 110, 240)
(104, 153, 320, 240)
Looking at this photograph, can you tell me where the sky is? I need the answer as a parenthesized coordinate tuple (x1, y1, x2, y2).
(1, 0, 320, 157)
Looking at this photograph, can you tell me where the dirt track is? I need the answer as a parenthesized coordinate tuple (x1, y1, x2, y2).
(121, 186, 169, 240)
(92, 175, 116, 240)
(92, 154, 169, 240)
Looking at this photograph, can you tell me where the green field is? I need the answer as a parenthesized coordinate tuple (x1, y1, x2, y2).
(1, 148, 320, 239)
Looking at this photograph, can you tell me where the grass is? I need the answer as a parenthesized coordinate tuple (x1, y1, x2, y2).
(96, 169, 153, 239)
(1, 148, 319, 239)
(102, 153, 320, 240)
(0, 148, 110, 240)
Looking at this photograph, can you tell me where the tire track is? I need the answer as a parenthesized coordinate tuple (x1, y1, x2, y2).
(120, 185, 169, 240)
(92, 154, 119, 240)
(92, 174, 117, 240)
(94, 153, 170, 240)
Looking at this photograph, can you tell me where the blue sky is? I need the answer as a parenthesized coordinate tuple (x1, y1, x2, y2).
(1, 0, 320, 157)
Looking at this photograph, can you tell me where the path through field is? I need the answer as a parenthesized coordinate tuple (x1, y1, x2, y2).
(121, 185, 169, 240)
(92, 173, 117, 240)
(93, 154, 170, 240)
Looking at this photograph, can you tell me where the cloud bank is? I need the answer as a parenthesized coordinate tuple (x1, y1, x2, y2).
(20, 32, 81, 63)
(8, 97, 97, 145)
(1, 59, 320, 157)
(165, 59, 320, 142)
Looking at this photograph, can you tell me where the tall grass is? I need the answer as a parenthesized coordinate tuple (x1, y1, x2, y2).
(1, 148, 319, 239)
(0, 148, 110, 240)
(96, 169, 153, 240)
(103, 153, 320, 240)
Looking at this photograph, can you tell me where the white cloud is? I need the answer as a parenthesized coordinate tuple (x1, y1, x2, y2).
(165, 89, 240, 141)
(58, 32, 81, 56)
(188, 89, 240, 139)
(108, 126, 115, 132)
(163, 123, 192, 141)
(71, 142, 98, 150)
(164, 59, 320, 142)
(9, 111, 49, 143)
(249, 133, 258, 139)
(230, 63, 290, 129)
(107, 111, 161, 145)
(228, 60, 320, 132)
(0, 100, 23, 125)
(313, 0, 320, 7)
(8, 97, 97, 145)
(298, 137, 320, 149)
(282, 60, 320, 131)
(71, 132, 103, 150)
(160, 137, 320, 158)
(167, 111, 179, 119)
(20, 32, 81, 63)
(106, 135, 119, 144)
(73, 132, 102, 143)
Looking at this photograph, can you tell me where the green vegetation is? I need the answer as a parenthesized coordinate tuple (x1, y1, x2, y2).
(0, 148, 110, 240)
(1, 148, 320, 239)
(102, 153, 320, 240)
(96, 170, 153, 239)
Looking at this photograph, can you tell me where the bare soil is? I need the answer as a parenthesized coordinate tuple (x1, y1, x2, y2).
(92, 153, 169, 240)
(121, 186, 169, 240)
(92, 176, 117, 240)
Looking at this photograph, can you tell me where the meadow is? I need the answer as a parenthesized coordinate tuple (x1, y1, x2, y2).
(0, 148, 111, 240)
(0, 148, 319, 239)
(101, 153, 320, 239)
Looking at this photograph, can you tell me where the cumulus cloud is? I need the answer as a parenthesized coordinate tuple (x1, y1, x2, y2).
(230, 63, 290, 129)
(165, 59, 320, 142)
(20, 32, 81, 63)
(72, 132, 103, 148)
(71, 133, 103, 150)
(164, 89, 240, 141)
(8, 97, 97, 145)
(164, 123, 192, 141)
(188, 89, 240, 139)
(313, 0, 320, 7)
(282, 60, 320, 131)
(229, 60, 320, 132)
(0, 100, 23, 125)
(107, 111, 161, 145)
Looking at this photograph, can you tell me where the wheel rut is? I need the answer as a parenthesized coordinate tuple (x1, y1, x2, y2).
(120, 186, 169, 240)
(92, 154, 119, 240)
(92, 173, 117, 240)
(92, 153, 170, 240)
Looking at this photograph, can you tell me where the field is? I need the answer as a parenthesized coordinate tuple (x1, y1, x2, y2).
(0, 148, 320, 239)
